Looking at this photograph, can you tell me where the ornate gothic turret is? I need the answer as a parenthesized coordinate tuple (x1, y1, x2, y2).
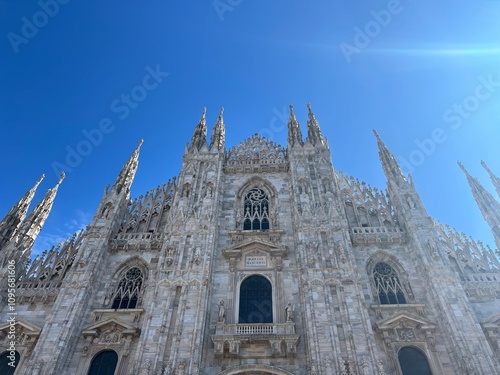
(287, 105, 303, 148)
(482, 161, 500, 199)
(0, 174, 44, 249)
(373, 130, 409, 188)
(210, 107, 225, 151)
(374, 130, 429, 220)
(305, 103, 324, 146)
(15, 172, 65, 258)
(189, 107, 208, 152)
(459, 162, 500, 249)
(112, 139, 143, 197)
(93, 140, 144, 230)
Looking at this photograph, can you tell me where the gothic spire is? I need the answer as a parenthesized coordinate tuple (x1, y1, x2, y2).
(210, 107, 225, 151)
(287, 105, 303, 148)
(373, 130, 408, 187)
(481, 161, 500, 199)
(458, 161, 500, 249)
(0, 174, 45, 248)
(306, 103, 324, 146)
(16, 172, 65, 253)
(190, 107, 208, 151)
(113, 139, 143, 196)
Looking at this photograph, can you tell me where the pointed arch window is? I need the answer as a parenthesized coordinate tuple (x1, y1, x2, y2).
(398, 347, 432, 375)
(87, 350, 118, 375)
(373, 262, 407, 304)
(111, 267, 143, 309)
(239, 275, 273, 323)
(243, 188, 270, 231)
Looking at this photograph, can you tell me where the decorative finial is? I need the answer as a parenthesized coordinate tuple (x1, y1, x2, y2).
(457, 161, 467, 173)
(481, 160, 493, 174)
(307, 102, 312, 111)
(202, 107, 207, 117)
(58, 172, 66, 183)
(138, 139, 144, 148)
(373, 129, 380, 139)
(219, 107, 224, 116)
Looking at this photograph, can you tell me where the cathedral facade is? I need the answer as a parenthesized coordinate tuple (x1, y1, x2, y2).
(1, 105, 500, 375)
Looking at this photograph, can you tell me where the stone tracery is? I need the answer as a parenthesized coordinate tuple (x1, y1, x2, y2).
(225, 134, 288, 173)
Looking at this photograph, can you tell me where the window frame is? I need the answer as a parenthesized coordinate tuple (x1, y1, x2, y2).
(110, 266, 144, 310)
(238, 274, 273, 323)
(397, 346, 433, 375)
(242, 188, 271, 231)
(372, 261, 407, 305)
(87, 349, 118, 375)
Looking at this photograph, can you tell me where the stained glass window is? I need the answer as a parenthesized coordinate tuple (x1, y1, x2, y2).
(111, 267, 143, 309)
(243, 189, 270, 231)
(373, 262, 407, 304)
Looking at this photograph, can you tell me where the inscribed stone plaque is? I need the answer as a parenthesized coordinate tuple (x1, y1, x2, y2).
(245, 255, 266, 267)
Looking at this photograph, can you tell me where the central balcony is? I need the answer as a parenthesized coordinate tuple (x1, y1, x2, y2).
(217, 323, 296, 335)
(211, 322, 299, 358)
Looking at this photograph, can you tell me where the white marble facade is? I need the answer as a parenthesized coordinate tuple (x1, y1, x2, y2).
(1, 105, 500, 375)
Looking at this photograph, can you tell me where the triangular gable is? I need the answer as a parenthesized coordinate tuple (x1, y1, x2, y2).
(82, 317, 137, 334)
(226, 238, 280, 251)
(376, 311, 436, 331)
(0, 319, 41, 335)
(223, 238, 286, 257)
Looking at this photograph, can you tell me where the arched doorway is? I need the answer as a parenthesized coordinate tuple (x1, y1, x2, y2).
(87, 350, 118, 375)
(239, 275, 273, 323)
(0, 351, 20, 375)
(398, 346, 432, 375)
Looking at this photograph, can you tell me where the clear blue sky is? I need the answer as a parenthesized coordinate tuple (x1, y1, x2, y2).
(1, 0, 499, 255)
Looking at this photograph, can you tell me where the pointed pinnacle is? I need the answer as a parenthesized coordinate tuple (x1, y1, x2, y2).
(307, 103, 314, 118)
(57, 172, 65, 185)
(289, 104, 298, 121)
(193, 108, 206, 132)
(36, 174, 45, 186)
(457, 161, 468, 175)
(481, 160, 496, 177)
(219, 107, 224, 117)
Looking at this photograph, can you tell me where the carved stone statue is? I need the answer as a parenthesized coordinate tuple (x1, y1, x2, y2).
(205, 185, 213, 198)
(217, 300, 225, 323)
(101, 203, 112, 219)
(285, 302, 294, 322)
(406, 195, 417, 209)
